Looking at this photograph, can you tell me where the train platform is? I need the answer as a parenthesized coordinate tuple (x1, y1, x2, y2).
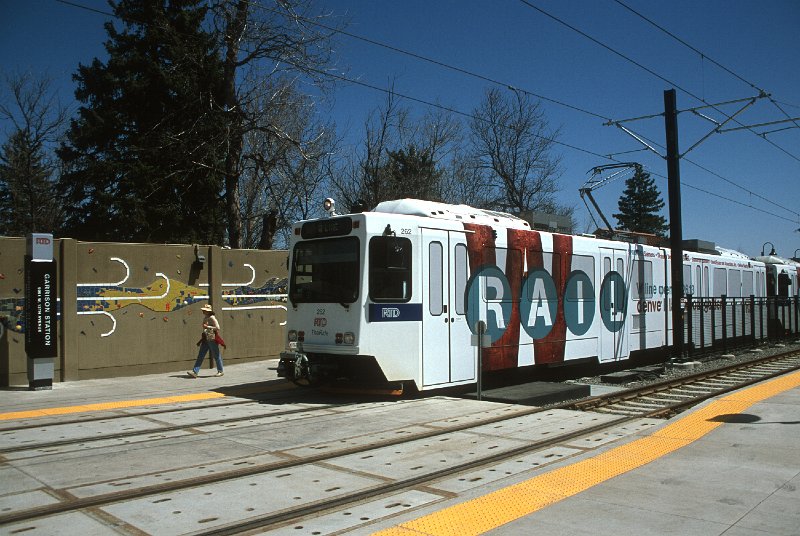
(0, 362, 798, 535)
(368, 373, 800, 536)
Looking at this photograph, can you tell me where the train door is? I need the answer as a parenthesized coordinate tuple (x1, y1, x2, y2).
(599, 248, 630, 361)
(421, 230, 474, 386)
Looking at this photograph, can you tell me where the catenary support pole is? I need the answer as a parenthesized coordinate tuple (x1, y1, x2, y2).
(664, 89, 685, 358)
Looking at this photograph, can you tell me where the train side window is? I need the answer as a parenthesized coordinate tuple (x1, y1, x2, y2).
(455, 243, 467, 315)
(630, 260, 653, 299)
(713, 268, 727, 296)
(778, 273, 791, 298)
(429, 242, 444, 315)
(571, 254, 594, 281)
(742, 271, 754, 297)
(728, 269, 741, 297)
(703, 266, 709, 296)
(569, 255, 595, 302)
(683, 265, 692, 295)
(539, 251, 557, 276)
(695, 266, 701, 296)
(369, 236, 413, 302)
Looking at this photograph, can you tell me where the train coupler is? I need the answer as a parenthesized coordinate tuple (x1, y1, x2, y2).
(277, 351, 308, 381)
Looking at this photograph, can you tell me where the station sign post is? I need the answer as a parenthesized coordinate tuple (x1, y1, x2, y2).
(25, 233, 58, 390)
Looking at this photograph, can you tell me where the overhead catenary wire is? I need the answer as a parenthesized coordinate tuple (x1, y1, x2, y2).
(244, 0, 798, 224)
(608, 123, 800, 220)
(517, 0, 800, 165)
(612, 0, 800, 133)
(247, 1, 612, 122)
(53, 0, 800, 226)
(265, 60, 800, 226)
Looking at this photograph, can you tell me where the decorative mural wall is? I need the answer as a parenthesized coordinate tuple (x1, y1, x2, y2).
(0, 238, 288, 386)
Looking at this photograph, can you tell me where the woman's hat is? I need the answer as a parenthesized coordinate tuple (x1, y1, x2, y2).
(201, 304, 214, 313)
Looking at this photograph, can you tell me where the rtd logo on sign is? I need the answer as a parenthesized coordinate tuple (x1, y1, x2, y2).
(28, 233, 54, 262)
(465, 266, 627, 343)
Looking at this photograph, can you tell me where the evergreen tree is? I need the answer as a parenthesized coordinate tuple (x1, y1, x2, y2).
(385, 145, 443, 201)
(57, 0, 227, 244)
(0, 130, 61, 235)
(613, 166, 668, 236)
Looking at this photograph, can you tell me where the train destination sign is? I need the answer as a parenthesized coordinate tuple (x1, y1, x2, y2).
(301, 217, 353, 239)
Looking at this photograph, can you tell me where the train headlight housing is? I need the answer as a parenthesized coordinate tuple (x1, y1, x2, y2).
(342, 332, 355, 345)
(323, 197, 337, 217)
(287, 330, 298, 342)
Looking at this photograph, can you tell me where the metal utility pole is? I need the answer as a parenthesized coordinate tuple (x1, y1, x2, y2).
(663, 89, 684, 358)
(604, 90, 782, 358)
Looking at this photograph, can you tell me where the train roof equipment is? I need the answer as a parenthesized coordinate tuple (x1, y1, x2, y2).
(579, 162, 642, 233)
(373, 198, 532, 230)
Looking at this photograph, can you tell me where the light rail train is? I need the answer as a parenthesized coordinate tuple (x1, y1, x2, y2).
(277, 198, 799, 391)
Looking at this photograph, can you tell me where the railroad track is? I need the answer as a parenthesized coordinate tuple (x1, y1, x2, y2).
(3, 350, 798, 534)
(0, 397, 630, 530)
(562, 348, 800, 418)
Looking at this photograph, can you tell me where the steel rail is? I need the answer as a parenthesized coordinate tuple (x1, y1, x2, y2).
(563, 349, 800, 417)
(197, 415, 636, 536)
(0, 397, 339, 455)
(202, 353, 800, 535)
(4, 349, 798, 529)
(0, 403, 545, 526)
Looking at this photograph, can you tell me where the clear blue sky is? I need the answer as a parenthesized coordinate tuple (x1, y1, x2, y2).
(2, 0, 799, 259)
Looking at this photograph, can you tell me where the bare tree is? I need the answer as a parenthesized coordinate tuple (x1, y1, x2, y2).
(238, 80, 337, 249)
(439, 147, 493, 208)
(210, 0, 342, 248)
(333, 88, 462, 211)
(469, 87, 565, 215)
(0, 72, 69, 235)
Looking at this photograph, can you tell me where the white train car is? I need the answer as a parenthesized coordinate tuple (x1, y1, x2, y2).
(277, 198, 771, 391)
(755, 254, 799, 299)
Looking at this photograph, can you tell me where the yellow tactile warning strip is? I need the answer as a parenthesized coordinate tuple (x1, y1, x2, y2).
(0, 391, 227, 421)
(372, 370, 800, 536)
(0, 380, 295, 422)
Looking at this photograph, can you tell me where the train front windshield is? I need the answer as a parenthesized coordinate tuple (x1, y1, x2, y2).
(289, 237, 360, 304)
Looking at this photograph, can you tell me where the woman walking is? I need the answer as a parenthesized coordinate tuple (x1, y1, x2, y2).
(187, 304, 224, 377)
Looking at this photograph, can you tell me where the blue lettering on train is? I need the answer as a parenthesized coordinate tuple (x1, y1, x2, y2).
(465, 268, 624, 342)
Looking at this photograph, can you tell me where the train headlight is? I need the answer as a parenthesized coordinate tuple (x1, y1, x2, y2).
(342, 332, 355, 345)
(287, 330, 298, 342)
(323, 197, 337, 217)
